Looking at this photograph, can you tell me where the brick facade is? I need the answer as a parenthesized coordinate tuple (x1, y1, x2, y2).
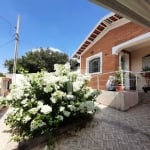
(81, 22, 150, 89)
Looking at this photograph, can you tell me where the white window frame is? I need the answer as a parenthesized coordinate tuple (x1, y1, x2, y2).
(86, 52, 102, 74)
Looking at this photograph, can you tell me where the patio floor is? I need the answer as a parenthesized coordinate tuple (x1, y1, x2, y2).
(55, 103, 150, 150)
(0, 103, 150, 150)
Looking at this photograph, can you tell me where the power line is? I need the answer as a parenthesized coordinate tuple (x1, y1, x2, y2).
(0, 15, 13, 26)
(0, 15, 16, 49)
(0, 39, 14, 48)
(0, 15, 15, 36)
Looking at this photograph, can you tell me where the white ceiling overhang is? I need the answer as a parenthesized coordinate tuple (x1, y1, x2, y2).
(90, 0, 150, 29)
(112, 32, 150, 55)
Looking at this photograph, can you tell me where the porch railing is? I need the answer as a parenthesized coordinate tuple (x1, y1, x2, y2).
(90, 70, 150, 91)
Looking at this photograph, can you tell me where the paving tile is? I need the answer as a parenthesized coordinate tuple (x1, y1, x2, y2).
(55, 104, 150, 150)
(1, 103, 150, 150)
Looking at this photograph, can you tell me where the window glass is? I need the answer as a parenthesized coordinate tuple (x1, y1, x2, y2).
(142, 54, 150, 68)
(89, 57, 100, 73)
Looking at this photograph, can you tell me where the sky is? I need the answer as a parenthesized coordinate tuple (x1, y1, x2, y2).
(0, 0, 110, 73)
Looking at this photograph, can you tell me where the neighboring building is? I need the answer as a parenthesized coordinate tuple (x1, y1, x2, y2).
(73, 13, 150, 90)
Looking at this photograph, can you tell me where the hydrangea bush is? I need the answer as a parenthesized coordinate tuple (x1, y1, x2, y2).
(0, 63, 100, 142)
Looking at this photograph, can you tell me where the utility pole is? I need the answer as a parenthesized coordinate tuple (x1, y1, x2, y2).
(13, 15, 20, 83)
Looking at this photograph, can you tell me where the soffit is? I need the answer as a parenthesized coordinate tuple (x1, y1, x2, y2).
(90, 0, 150, 29)
(72, 13, 124, 58)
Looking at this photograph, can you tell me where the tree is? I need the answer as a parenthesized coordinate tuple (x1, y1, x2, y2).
(4, 48, 69, 73)
(0, 72, 5, 77)
(4, 58, 22, 73)
(70, 59, 80, 71)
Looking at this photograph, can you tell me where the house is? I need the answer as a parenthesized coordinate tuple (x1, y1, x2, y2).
(73, 13, 150, 91)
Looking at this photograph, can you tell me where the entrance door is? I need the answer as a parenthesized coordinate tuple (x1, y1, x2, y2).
(119, 51, 130, 90)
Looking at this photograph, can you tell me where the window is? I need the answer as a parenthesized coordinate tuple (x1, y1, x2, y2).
(86, 52, 102, 74)
(89, 57, 100, 73)
(142, 54, 150, 68)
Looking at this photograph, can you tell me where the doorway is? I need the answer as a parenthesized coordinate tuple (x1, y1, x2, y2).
(119, 51, 130, 90)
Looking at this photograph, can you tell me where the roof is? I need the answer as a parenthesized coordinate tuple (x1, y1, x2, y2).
(90, 0, 150, 29)
(72, 13, 126, 58)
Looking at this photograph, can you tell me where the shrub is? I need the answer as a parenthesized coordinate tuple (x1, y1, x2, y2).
(0, 63, 100, 142)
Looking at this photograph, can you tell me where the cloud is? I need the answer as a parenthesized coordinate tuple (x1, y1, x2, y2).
(31, 47, 62, 53)
(49, 47, 62, 52)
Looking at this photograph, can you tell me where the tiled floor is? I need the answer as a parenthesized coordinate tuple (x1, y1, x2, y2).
(55, 104, 150, 150)
(0, 103, 150, 150)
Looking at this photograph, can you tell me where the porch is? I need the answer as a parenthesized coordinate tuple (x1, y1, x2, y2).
(90, 69, 150, 111)
(96, 90, 150, 111)
(89, 32, 150, 91)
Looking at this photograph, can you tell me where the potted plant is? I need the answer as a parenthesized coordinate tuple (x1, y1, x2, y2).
(114, 69, 125, 91)
(141, 66, 150, 93)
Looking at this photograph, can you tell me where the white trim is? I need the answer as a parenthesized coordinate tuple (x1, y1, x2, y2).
(112, 32, 150, 55)
(81, 18, 130, 57)
(86, 52, 102, 74)
(72, 11, 130, 58)
(72, 12, 115, 58)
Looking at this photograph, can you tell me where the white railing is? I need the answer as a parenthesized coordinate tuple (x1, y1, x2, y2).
(90, 70, 150, 91)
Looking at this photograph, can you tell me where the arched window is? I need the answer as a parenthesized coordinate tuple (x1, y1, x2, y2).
(86, 52, 102, 74)
(89, 57, 100, 73)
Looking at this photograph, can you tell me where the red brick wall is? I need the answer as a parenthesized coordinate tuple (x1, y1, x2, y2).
(81, 22, 150, 89)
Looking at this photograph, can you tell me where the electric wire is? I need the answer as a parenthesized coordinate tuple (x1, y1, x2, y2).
(0, 15, 15, 48)
(0, 39, 14, 48)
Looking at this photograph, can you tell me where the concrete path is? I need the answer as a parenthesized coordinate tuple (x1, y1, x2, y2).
(0, 107, 18, 150)
(0, 104, 150, 150)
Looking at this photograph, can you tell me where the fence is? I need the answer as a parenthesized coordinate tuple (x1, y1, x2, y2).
(90, 70, 150, 91)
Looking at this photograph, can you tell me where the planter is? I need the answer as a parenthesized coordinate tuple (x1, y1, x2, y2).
(142, 86, 150, 93)
(141, 72, 150, 78)
(116, 84, 124, 92)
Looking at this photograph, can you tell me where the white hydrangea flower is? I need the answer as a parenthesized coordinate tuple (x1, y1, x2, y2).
(73, 81, 83, 92)
(44, 74, 59, 84)
(10, 87, 24, 99)
(83, 74, 91, 82)
(85, 101, 95, 111)
(5, 94, 12, 101)
(59, 76, 69, 83)
(66, 94, 74, 100)
(51, 90, 66, 100)
(50, 97, 56, 103)
(87, 111, 93, 114)
(64, 63, 70, 71)
(54, 64, 62, 74)
(63, 111, 71, 117)
(40, 105, 52, 114)
(37, 101, 43, 109)
(30, 120, 46, 131)
(44, 85, 53, 93)
(21, 99, 28, 105)
(29, 107, 39, 115)
(23, 115, 31, 123)
(68, 105, 75, 111)
(19, 109, 23, 117)
(59, 106, 65, 112)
